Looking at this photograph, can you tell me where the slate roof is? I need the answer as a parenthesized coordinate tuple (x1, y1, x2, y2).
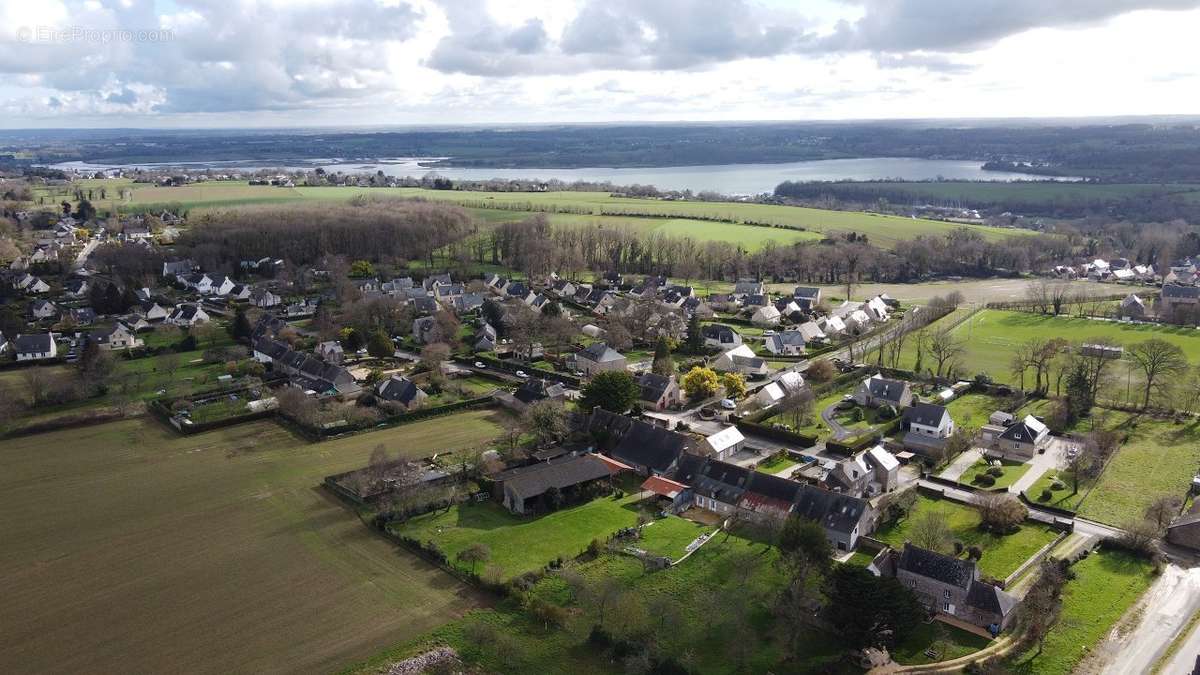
(636, 372, 674, 403)
(693, 459, 753, 504)
(898, 543, 974, 589)
(702, 324, 739, 342)
(514, 378, 566, 405)
(999, 416, 1047, 443)
(376, 376, 425, 405)
(904, 402, 950, 428)
(493, 454, 613, 501)
(1162, 284, 1200, 299)
(792, 484, 869, 536)
(793, 286, 820, 299)
(865, 375, 910, 403)
(579, 342, 624, 363)
(14, 333, 53, 354)
(589, 408, 690, 473)
(966, 579, 1018, 616)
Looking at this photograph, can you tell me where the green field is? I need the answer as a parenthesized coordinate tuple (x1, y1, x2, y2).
(45, 179, 1036, 249)
(945, 391, 1008, 431)
(818, 181, 1200, 205)
(1075, 415, 1200, 526)
(901, 309, 1200, 390)
(344, 530, 846, 675)
(959, 458, 1033, 490)
(0, 411, 510, 675)
(874, 495, 1059, 580)
(1008, 549, 1154, 674)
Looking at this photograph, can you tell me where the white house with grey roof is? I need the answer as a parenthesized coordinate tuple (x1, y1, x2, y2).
(764, 329, 806, 355)
(14, 333, 57, 361)
(576, 342, 627, 377)
(713, 344, 769, 377)
(854, 374, 913, 409)
(987, 415, 1050, 460)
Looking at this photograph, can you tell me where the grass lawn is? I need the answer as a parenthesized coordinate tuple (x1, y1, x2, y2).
(843, 550, 877, 567)
(1075, 415, 1200, 526)
(946, 392, 1008, 432)
(639, 516, 717, 560)
(1008, 549, 1155, 674)
(185, 395, 252, 424)
(344, 530, 848, 675)
(891, 620, 992, 666)
(960, 458, 1033, 491)
(1024, 470, 1085, 511)
(874, 495, 1059, 580)
(0, 411, 509, 675)
(392, 491, 654, 579)
(756, 454, 800, 475)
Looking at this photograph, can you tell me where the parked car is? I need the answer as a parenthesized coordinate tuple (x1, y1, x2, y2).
(474, 361, 486, 368)
(720, 398, 736, 410)
(515, 370, 529, 378)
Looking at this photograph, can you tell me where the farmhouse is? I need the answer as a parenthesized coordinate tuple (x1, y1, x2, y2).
(1119, 294, 1145, 319)
(1167, 508, 1200, 551)
(576, 342, 627, 377)
(791, 483, 874, 551)
(253, 335, 361, 398)
(492, 453, 614, 515)
(873, 543, 1018, 633)
(514, 378, 566, 407)
(89, 323, 143, 351)
(14, 333, 57, 361)
(1160, 284, 1200, 322)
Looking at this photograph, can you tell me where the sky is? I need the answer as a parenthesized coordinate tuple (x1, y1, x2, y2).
(1, 0, 1199, 128)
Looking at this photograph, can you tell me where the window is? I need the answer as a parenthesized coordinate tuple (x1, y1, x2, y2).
(942, 602, 951, 612)
(943, 590, 951, 600)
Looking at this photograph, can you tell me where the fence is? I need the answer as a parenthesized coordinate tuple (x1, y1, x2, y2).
(735, 419, 817, 448)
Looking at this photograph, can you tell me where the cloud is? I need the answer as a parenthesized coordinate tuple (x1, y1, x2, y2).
(426, 0, 817, 76)
(822, 0, 1200, 53)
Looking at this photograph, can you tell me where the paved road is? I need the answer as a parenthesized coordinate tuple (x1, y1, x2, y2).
(1098, 564, 1200, 675)
(1162, 616, 1200, 675)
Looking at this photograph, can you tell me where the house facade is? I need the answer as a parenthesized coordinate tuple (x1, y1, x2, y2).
(876, 544, 1018, 632)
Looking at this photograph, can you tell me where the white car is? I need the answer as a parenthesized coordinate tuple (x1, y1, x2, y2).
(515, 370, 529, 378)
(720, 398, 736, 410)
(474, 361, 486, 368)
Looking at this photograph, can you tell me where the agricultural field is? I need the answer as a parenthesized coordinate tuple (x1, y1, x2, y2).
(874, 494, 1059, 580)
(899, 309, 1200, 390)
(0, 410, 511, 675)
(813, 181, 1200, 205)
(44, 179, 1035, 249)
(1008, 548, 1155, 674)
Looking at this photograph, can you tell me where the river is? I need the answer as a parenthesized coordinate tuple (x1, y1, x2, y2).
(53, 156, 1080, 195)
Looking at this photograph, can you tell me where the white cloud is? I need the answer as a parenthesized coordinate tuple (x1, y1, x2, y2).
(0, 0, 1198, 126)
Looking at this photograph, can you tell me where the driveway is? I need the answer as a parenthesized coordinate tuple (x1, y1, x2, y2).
(1008, 436, 1071, 495)
(1096, 563, 1200, 674)
(820, 402, 853, 441)
(938, 448, 982, 482)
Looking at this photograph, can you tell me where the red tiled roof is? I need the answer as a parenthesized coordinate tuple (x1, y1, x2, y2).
(641, 475, 689, 499)
(593, 453, 635, 474)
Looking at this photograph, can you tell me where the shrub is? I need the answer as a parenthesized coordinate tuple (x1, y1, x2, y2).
(976, 474, 997, 487)
(1040, 488, 1053, 502)
(967, 545, 983, 561)
(986, 466, 1004, 477)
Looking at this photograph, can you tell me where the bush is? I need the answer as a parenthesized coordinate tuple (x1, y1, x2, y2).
(1040, 488, 1053, 502)
(986, 466, 1004, 477)
(975, 474, 997, 487)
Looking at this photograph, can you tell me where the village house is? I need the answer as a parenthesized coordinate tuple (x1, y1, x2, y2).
(713, 344, 769, 377)
(791, 482, 874, 551)
(514, 378, 566, 408)
(872, 543, 1018, 633)
(987, 415, 1050, 461)
(253, 335, 361, 398)
(412, 315, 437, 344)
(588, 408, 692, 476)
(635, 372, 682, 411)
(756, 370, 806, 407)
(1120, 293, 1146, 319)
(166, 304, 210, 327)
(792, 286, 822, 311)
(316, 341, 344, 364)
(29, 299, 58, 321)
(818, 445, 900, 498)
(732, 279, 765, 298)
(751, 304, 782, 327)
(764, 329, 806, 355)
(854, 374, 914, 409)
(703, 425, 746, 460)
(14, 333, 57, 361)
(1167, 505, 1200, 551)
(375, 375, 428, 410)
(1160, 284, 1200, 323)
(181, 273, 214, 294)
(701, 323, 742, 349)
(575, 342, 627, 377)
(89, 323, 143, 351)
(135, 301, 170, 322)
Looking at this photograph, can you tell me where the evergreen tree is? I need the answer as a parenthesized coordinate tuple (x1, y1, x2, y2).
(579, 371, 640, 413)
(1064, 358, 1094, 422)
(229, 308, 253, 342)
(651, 336, 674, 376)
(686, 313, 703, 353)
(366, 329, 393, 358)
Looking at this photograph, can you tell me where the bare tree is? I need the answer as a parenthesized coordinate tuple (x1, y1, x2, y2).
(1146, 495, 1183, 532)
(1128, 339, 1189, 410)
(1022, 559, 1067, 656)
(909, 511, 952, 553)
(928, 327, 964, 379)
